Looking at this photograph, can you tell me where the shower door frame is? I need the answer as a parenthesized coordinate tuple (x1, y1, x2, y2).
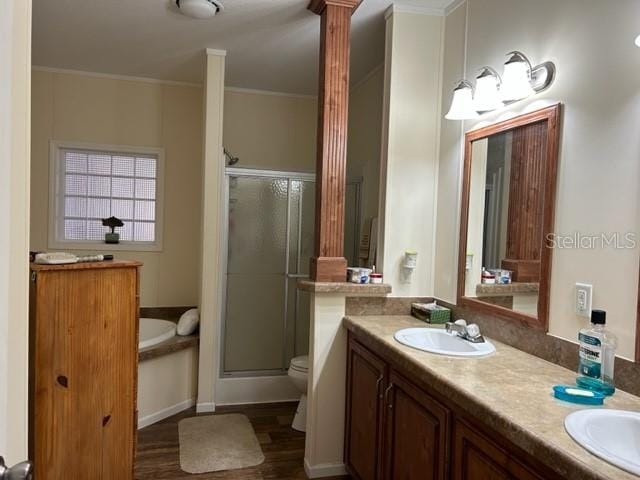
(219, 167, 361, 380)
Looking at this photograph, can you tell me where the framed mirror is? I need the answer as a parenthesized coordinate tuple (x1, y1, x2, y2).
(457, 104, 561, 329)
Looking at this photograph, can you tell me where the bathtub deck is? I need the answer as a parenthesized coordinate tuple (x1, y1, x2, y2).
(135, 402, 350, 480)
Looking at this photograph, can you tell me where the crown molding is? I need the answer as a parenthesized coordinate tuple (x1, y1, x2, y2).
(384, 3, 445, 20)
(351, 63, 384, 93)
(225, 86, 316, 99)
(444, 0, 466, 16)
(32, 66, 202, 88)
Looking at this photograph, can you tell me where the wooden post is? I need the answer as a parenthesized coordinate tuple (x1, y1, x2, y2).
(309, 0, 360, 282)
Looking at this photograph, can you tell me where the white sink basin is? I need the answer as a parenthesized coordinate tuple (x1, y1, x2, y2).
(565, 409, 640, 476)
(394, 328, 496, 357)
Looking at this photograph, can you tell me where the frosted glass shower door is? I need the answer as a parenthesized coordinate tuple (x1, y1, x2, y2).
(224, 176, 289, 373)
(223, 170, 361, 377)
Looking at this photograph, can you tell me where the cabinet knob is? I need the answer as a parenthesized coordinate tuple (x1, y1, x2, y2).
(56, 375, 68, 388)
(102, 415, 111, 427)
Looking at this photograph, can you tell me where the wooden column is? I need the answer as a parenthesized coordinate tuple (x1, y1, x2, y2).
(309, 0, 360, 282)
(501, 121, 547, 282)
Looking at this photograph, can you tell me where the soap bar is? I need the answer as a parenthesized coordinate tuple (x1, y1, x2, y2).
(553, 385, 605, 405)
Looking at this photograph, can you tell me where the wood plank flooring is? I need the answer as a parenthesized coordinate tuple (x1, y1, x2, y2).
(135, 402, 350, 480)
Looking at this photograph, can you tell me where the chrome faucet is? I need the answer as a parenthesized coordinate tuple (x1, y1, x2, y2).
(445, 319, 486, 343)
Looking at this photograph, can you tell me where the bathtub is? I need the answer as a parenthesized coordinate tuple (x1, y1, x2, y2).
(139, 318, 176, 349)
(137, 317, 198, 428)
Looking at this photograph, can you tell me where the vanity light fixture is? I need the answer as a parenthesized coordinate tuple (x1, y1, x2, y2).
(635, 34, 640, 47)
(444, 51, 555, 121)
(500, 51, 535, 102)
(445, 80, 479, 121)
(473, 67, 504, 113)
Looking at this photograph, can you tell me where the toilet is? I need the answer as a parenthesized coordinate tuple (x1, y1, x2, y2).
(288, 355, 309, 432)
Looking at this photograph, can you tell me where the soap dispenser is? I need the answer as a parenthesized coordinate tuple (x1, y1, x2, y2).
(576, 309, 617, 396)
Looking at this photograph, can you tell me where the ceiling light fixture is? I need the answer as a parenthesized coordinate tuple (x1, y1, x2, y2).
(445, 81, 479, 121)
(175, 0, 224, 19)
(473, 67, 503, 113)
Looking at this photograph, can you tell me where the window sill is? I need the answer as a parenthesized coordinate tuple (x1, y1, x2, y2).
(47, 239, 163, 253)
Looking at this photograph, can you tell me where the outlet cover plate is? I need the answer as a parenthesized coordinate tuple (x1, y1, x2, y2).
(575, 283, 592, 318)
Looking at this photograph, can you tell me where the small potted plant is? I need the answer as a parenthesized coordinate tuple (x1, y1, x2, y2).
(102, 216, 124, 244)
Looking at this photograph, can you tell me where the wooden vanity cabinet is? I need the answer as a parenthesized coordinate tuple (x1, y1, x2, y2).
(346, 336, 449, 480)
(453, 420, 547, 480)
(29, 261, 141, 480)
(345, 338, 388, 480)
(345, 335, 557, 480)
(384, 371, 450, 480)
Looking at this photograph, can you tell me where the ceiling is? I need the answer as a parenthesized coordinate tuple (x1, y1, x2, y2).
(32, 0, 457, 95)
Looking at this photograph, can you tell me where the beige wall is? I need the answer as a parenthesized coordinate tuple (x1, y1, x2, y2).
(347, 66, 384, 246)
(435, 0, 640, 359)
(0, 0, 31, 463)
(29, 69, 319, 309)
(223, 88, 317, 172)
(434, 3, 466, 302)
(30, 69, 204, 308)
(379, 9, 444, 295)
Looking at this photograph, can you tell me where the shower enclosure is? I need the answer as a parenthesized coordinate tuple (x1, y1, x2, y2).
(221, 168, 361, 377)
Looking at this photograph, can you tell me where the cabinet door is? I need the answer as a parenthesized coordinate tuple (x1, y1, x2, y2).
(32, 267, 137, 480)
(345, 338, 387, 480)
(384, 371, 450, 480)
(99, 267, 138, 479)
(452, 420, 547, 480)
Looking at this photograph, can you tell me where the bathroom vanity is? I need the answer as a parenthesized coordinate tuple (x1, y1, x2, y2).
(344, 315, 640, 480)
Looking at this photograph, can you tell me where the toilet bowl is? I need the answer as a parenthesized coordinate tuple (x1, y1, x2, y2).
(288, 355, 308, 432)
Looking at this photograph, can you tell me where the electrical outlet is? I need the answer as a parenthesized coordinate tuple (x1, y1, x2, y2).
(575, 283, 592, 317)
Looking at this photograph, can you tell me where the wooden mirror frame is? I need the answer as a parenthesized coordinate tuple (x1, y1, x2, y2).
(457, 104, 561, 330)
(636, 265, 640, 361)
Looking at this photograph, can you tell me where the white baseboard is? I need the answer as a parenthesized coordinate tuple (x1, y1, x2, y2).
(304, 459, 347, 478)
(216, 397, 300, 407)
(196, 401, 216, 413)
(215, 375, 301, 405)
(138, 398, 195, 429)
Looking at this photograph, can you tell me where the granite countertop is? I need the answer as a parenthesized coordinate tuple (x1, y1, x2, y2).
(297, 279, 391, 295)
(343, 315, 640, 480)
(138, 333, 199, 362)
(476, 282, 539, 295)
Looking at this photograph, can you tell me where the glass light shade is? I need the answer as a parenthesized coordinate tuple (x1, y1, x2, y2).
(635, 34, 640, 47)
(473, 74, 503, 112)
(501, 60, 534, 102)
(445, 83, 479, 120)
(177, 0, 220, 19)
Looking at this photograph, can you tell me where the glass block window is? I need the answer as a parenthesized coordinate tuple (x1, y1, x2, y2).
(54, 145, 162, 247)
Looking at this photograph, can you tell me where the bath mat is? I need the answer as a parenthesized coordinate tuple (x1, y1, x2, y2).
(178, 414, 265, 474)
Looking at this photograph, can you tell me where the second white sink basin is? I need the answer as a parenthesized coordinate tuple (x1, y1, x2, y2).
(394, 327, 496, 357)
(565, 409, 640, 476)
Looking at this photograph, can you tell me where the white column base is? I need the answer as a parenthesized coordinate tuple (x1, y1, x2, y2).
(304, 293, 348, 477)
(304, 458, 348, 478)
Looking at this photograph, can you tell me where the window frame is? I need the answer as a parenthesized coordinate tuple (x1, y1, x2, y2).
(48, 140, 165, 252)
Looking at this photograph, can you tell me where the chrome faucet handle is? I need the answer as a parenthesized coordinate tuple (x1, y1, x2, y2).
(466, 324, 481, 339)
(0, 457, 33, 480)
